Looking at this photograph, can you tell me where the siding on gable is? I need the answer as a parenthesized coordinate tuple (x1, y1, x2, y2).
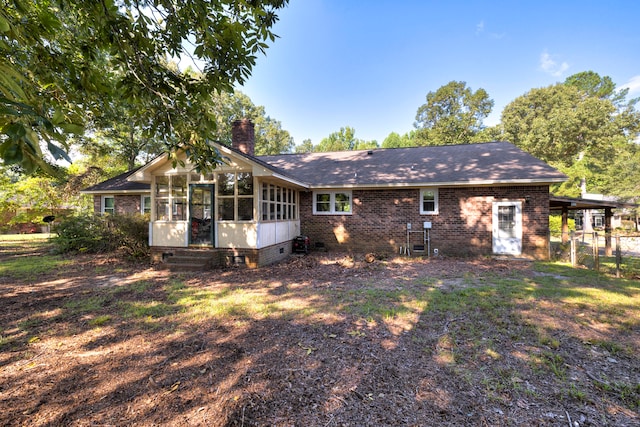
(299, 186, 550, 259)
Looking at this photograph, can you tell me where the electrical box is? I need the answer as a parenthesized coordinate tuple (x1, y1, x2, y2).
(407, 223, 412, 230)
(423, 221, 432, 229)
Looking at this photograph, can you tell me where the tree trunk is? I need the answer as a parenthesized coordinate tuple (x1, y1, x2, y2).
(581, 177, 594, 233)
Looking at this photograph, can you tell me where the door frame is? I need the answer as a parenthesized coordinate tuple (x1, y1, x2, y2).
(492, 200, 523, 255)
(189, 183, 214, 246)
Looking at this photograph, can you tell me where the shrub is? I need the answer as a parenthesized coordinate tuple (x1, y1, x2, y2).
(549, 214, 575, 237)
(53, 214, 149, 258)
(109, 214, 150, 258)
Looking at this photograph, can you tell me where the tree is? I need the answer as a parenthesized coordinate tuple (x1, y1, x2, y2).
(381, 131, 418, 148)
(353, 139, 379, 150)
(0, 167, 68, 229)
(0, 0, 289, 175)
(600, 143, 640, 200)
(564, 71, 627, 104)
(501, 79, 640, 196)
(85, 118, 166, 171)
(472, 125, 503, 143)
(294, 139, 314, 154)
(205, 91, 293, 155)
(414, 81, 494, 145)
(314, 127, 379, 152)
(255, 116, 294, 155)
(315, 127, 358, 152)
(76, 89, 292, 171)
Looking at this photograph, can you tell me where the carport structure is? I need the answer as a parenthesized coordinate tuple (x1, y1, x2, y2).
(550, 196, 637, 255)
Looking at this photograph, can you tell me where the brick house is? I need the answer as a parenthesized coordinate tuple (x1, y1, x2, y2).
(82, 120, 566, 267)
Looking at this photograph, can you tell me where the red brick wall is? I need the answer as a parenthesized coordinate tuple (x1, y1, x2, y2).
(232, 119, 255, 156)
(299, 186, 550, 259)
(92, 195, 141, 215)
(115, 195, 141, 215)
(150, 243, 291, 269)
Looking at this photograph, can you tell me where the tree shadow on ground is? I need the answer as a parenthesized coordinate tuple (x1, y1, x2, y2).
(0, 250, 638, 426)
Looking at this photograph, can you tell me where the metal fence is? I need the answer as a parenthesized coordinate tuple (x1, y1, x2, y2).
(565, 232, 640, 278)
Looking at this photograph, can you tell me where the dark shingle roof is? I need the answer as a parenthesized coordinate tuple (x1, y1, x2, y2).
(83, 142, 566, 193)
(81, 167, 150, 193)
(258, 141, 566, 188)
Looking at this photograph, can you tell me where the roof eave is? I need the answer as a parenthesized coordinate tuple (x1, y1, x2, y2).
(79, 189, 149, 195)
(128, 153, 169, 183)
(267, 173, 309, 189)
(306, 178, 567, 190)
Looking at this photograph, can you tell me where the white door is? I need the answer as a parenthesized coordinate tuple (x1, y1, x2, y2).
(492, 201, 522, 255)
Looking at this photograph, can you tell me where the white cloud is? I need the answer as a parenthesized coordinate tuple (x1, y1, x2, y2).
(540, 50, 569, 77)
(476, 21, 505, 39)
(621, 75, 640, 96)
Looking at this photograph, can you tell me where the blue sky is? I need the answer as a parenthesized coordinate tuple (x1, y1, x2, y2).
(237, 0, 640, 147)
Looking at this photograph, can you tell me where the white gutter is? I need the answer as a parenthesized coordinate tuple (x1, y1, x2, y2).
(305, 177, 567, 190)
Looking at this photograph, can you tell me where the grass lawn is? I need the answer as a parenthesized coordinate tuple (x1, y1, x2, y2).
(0, 239, 638, 426)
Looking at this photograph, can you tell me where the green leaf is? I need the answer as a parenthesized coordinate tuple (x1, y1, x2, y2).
(51, 110, 65, 125)
(0, 14, 10, 33)
(46, 141, 71, 162)
(0, 140, 23, 164)
(58, 123, 84, 134)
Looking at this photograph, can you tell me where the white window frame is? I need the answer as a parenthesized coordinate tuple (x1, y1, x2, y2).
(313, 191, 352, 215)
(216, 172, 255, 222)
(101, 195, 115, 215)
(420, 189, 439, 215)
(154, 175, 187, 221)
(261, 183, 297, 222)
(141, 195, 151, 214)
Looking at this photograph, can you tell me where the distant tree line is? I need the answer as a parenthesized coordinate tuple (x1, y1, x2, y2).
(297, 72, 640, 201)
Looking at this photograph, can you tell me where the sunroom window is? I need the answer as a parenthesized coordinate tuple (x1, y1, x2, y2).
(217, 172, 254, 221)
(261, 183, 297, 221)
(154, 175, 186, 221)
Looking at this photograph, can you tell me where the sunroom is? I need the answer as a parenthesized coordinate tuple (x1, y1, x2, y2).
(128, 121, 305, 268)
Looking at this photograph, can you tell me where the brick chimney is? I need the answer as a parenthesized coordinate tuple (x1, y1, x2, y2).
(231, 119, 255, 156)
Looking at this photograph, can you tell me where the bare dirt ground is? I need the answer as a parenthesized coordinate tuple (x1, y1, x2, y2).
(0, 242, 638, 426)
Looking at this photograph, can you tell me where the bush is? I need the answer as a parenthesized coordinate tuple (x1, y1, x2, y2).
(549, 214, 575, 237)
(52, 214, 149, 258)
(618, 220, 638, 232)
(110, 214, 150, 258)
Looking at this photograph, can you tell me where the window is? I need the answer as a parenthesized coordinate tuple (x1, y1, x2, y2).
(141, 195, 151, 214)
(420, 189, 438, 214)
(102, 196, 114, 215)
(313, 191, 352, 215)
(261, 183, 297, 221)
(497, 205, 516, 238)
(154, 175, 187, 221)
(172, 176, 187, 220)
(335, 193, 351, 212)
(155, 176, 169, 220)
(217, 172, 254, 221)
(594, 215, 603, 228)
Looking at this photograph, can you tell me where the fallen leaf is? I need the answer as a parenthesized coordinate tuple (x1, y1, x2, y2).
(163, 381, 180, 395)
